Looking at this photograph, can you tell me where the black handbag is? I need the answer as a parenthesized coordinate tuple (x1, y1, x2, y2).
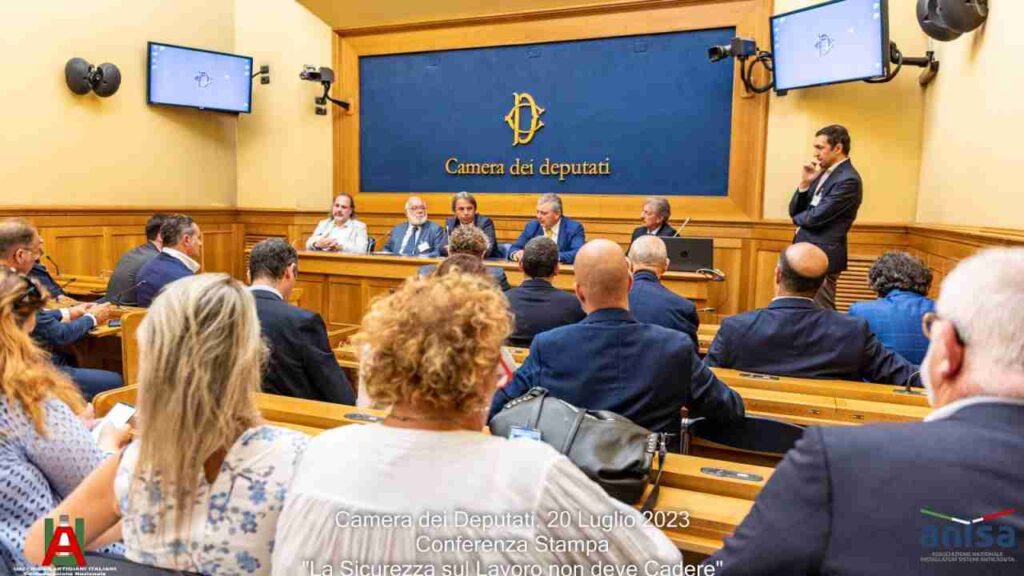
(490, 387, 667, 510)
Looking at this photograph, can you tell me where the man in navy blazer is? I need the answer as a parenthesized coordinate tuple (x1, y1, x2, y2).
(628, 235, 699, 344)
(508, 193, 585, 264)
(29, 260, 66, 299)
(490, 239, 744, 437)
(382, 196, 446, 257)
(706, 243, 918, 387)
(709, 248, 1024, 575)
(629, 196, 678, 246)
(418, 225, 510, 291)
(789, 125, 863, 310)
(248, 239, 355, 404)
(505, 237, 585, 347)
(136, 214, 202, 307)
(445, 192, 500, 259)
(105, 213, 166, 305)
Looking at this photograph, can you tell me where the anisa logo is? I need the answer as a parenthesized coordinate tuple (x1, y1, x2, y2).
(504, 92, 544, 146)
(42, 515, 87, 567)
(920, 507, 1017, 550)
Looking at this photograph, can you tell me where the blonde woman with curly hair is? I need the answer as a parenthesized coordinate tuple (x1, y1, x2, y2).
(26, 274, 309, 574)
(273, 272, 680, 573)
(0, 271, 126, 569)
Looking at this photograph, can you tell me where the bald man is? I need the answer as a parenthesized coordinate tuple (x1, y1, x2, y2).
(489, 239, 744, 439)
(628, 236, 700, 344)
(706, 243, 918, 386)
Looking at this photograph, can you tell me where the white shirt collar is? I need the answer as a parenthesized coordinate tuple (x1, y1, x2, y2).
(924, 395, 1024, 422)
(249, 284, 283, 299)
(162, 247, 200, 273)
(770, 296, 817, 303)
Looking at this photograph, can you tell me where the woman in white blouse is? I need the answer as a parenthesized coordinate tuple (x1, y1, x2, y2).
(306, 194, 369, 253)
(272, 272, 681, 574)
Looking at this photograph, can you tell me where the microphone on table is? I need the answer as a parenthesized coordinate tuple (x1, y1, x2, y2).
(45, 254, 62, 277)
(672, 217, 691, 238)
(111, 280, 147, 306)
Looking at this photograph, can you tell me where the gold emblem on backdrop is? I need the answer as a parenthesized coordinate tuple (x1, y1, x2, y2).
(504, 92, 545, 146)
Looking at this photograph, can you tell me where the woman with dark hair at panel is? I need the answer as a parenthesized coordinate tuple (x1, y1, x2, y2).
(306, 193, 369, 253)
(0, 271, 127, 570)
(849, 251, 936, 364)
(445, 191, 500, 259)
(272, 272, 681, 573)
(25, 274, 309, 574)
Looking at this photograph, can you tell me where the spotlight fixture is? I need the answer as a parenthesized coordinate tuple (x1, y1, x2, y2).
(65, 57, 121, 97)
(707, 37, 774, 94)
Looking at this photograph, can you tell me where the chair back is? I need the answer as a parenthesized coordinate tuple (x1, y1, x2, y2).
(120, 311, 147, 386)
(682, 415, 805, 457)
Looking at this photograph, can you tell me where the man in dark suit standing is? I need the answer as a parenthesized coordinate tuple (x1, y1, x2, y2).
(382, 196, 446, 257)
(505, 237, 585, 347)
(706, 243, 918, 387)
(490, 239, 743, 437)
(105, 213, 166, 305)
(629, 196, 678, 245)
(418, 225, 510, 291)
(789, 124, 862, 310)
(136, 214, 202, 307)
(627, 235, 699, 344)
(248, 238, 355, 404)
(508, 193, 585, 264)
(709, 248, 1024, 575)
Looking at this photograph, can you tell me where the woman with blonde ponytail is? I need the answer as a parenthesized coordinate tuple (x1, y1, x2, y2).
(0, 271, 125, 569)
(26, 274, 308, 574)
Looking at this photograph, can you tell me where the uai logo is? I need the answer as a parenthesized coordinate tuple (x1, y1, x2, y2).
(42, 515, 86, 567)
(504, 92, 545, 146)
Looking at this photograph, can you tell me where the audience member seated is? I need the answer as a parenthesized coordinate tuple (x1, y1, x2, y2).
(105, 213, 167, 305)
(305, 193, 369, 253)
(419, 225, 510, 291)
(26, 274, 309, 574)
(0, 271, 127, 570)
(706, 243, 918, 386)
(709, 248, 1024, 574)
(630, 196, 678, 245)
(508, 193, 585, 264)
(28, 260, 66, 300)
(249, 238, 355, 404)
(136, 214, 202, 307)
(849, 251, 935, 364)
(445, 191, 499, 259)
(0, 219, 121, 399)
(381, 196, 445, 257)
(491, 239, 743, 437)
(505, 237, 585, 347)
(273, 271, 681, 570)
(628, 235, 700, 344)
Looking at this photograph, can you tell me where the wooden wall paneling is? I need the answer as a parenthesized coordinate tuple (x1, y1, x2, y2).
(751, 240, 787, 309)
(45, 226, 106, 277)
(294, 274, 328, 318)
(108, 228, 148, 273)
(328, 277, 365, 327)
(364, 279, 402, 313)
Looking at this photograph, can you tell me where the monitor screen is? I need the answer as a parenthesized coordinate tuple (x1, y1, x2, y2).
(770, 0, 889, 92)
(147, 42, 253, 113)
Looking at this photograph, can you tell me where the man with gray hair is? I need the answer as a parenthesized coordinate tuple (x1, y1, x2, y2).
(136, 213, 203, 307)
(382, 196, 446, 257)
(508, 193, 585, 264)
(709, 247, 1024, 574)
(417, 225, 510, 291)
(630, 196, 677, 245)
(628, 236, 699, 344)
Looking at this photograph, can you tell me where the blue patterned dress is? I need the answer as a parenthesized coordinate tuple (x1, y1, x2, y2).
(114, 425, 308, 575)
(0, 398, 111, 571)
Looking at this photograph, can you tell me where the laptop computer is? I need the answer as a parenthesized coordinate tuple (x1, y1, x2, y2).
(663, 237, 714, 272)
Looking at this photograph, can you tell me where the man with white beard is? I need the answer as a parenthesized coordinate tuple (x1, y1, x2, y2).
(708, 248, 1024, 575)
(382, 196, 446, 257)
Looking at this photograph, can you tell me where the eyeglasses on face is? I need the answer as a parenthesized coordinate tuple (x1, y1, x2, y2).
(921, 311, 966, 347)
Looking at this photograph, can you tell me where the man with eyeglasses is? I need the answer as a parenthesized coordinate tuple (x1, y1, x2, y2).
(708, 247, 1024, 574)
(0, 218, 121, 399)
(382, 196, 446, 257)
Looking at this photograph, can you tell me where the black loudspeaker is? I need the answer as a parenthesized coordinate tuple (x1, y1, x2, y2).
(917, 0, 961, 41)
(64, 58, 122, 97)
(937, 0, 988, 34)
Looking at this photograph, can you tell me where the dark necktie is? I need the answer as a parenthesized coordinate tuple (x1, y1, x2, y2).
(404, 226, 421, 256)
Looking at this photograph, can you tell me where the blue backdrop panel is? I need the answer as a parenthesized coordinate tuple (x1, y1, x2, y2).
(360, 28, 735, 196)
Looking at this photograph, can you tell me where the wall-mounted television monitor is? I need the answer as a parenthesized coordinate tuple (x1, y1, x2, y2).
(147, 42, 253, 113)
(770, 0, 890, 92)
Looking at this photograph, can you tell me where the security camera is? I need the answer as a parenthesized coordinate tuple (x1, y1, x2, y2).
(708, 37, 758, 63)
(300, 65, 334, 84)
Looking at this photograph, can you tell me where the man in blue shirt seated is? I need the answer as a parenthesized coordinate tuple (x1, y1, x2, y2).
(382, 196, 446, 257)
(627, 235, 700, 344)
(490, 239, 744, 437)
(849, 251, 935, 365)
(136, 214, 203, 307)
(0, 218, 121, 399)
(706, 242, 919, 387)
(508, 193, 585, 264)
(418, 225, 510, 291)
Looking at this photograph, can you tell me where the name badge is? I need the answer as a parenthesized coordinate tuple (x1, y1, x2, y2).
(509, 426, 542, 441)
(810, 193, 823, 207)
(417, 242, 431, 253)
